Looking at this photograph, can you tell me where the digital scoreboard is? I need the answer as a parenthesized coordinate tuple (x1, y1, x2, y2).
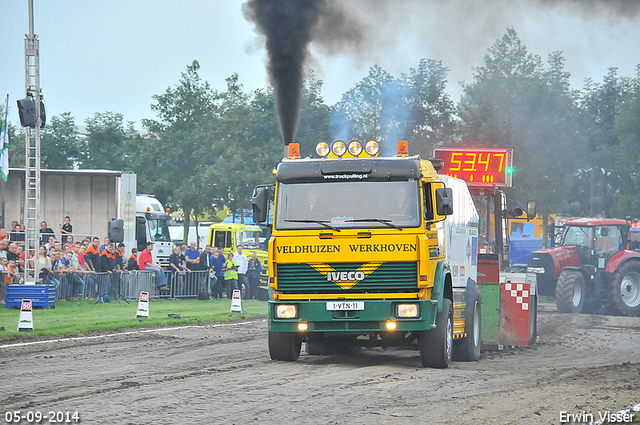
(432, 148, 513, 187)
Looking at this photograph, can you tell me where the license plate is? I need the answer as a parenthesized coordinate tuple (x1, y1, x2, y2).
(326, 301, 364, 311)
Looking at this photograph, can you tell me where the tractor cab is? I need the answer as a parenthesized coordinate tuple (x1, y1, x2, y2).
(561, 221, 627, 270)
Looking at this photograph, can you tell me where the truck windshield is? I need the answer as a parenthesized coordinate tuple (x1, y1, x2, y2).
(149, 219, 172, 242)
(236, 230, 266, 251)
(275, 181, 420, 230)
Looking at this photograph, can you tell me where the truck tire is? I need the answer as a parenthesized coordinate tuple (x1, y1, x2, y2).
(453, 288, 481, 361)
(419, 298, 453, 368)
(268, 330, 302, 361)
(555, 270, 585, 313)
(608, 261, 640, 316)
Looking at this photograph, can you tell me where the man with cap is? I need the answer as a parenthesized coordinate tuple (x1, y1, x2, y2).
(139, 241, 169, 291)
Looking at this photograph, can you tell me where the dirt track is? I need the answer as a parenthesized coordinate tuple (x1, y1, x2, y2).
(1, 304, 639, 425)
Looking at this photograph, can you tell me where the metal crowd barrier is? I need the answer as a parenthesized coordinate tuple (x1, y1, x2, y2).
(122, 270, 157, 300)
(167, 270, 211, 299)
(46, 269, 222, 301)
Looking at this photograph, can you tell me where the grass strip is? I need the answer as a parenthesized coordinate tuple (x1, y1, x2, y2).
(0, 298, 267, 341)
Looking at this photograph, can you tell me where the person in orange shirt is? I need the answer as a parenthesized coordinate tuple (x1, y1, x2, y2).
(84, 237, 102, 272)
(139, 242, 169, 292)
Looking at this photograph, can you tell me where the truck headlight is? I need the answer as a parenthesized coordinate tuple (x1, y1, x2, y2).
(395, 303, 420, 318)
(275, 304, 298, 319)
(527, 267, 545, 274)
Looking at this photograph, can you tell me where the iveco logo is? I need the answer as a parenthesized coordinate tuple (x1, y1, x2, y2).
(327, 271, 366, 282)
(311, 262, 383, 290)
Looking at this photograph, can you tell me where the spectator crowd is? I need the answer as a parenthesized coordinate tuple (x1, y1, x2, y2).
(0, 217, 263, 304)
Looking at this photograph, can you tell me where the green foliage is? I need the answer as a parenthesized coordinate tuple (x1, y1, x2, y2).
(6, 28, 640, 222)
(612, 66, 640, 217)
(40, 112, 81, 169)
(459, 29, 585, 217)
(82, 111, 129, 170)
(6, 122, 24, 169)
(403, 59, 457, 158)
(333, 62, 457, 157)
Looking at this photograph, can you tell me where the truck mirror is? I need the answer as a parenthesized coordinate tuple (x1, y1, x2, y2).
(527, 200, 537, 220)
(136, 217, 147, 251)
(108, 218, 125, 243)
(252, 186, 268, 223)
(435, 187, 454, 216)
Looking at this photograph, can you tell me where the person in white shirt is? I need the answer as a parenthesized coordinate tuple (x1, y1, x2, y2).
(233, 245, 248, 298)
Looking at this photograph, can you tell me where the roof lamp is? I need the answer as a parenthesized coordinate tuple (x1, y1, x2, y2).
(348, 140, 363, 157)
(365, 141, 379, 156)
(288, 143, 301, 159)
(397, 141, 408, 157)
(316, 141, 330, 157)
(332, 140, 347, 157)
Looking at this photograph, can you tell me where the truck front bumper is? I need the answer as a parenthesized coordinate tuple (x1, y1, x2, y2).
(269, 299, 438, 333)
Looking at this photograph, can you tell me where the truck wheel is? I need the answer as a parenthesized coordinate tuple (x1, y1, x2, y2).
(453, 289, 481, 361)
(268, 330, 301, 361)
(555, 270, 585, 313)
(608, 261, 640, 316)
(419, 298, 453, 368)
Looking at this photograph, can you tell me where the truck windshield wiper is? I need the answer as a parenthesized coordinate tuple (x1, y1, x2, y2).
(284, 219, 341, 231)
(349, 218, 403, 230)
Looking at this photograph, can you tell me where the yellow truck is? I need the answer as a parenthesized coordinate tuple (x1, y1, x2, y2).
(207, 222, 269, 299)
(252, 140, 482, 367)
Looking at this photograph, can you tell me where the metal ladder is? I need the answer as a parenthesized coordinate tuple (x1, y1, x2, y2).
(23, 1, 41, 283)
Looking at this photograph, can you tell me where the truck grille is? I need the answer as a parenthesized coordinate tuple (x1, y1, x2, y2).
(276, 261, 418, 293)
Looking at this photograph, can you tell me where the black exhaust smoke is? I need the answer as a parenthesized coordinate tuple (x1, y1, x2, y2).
(243, 0, 324, 146)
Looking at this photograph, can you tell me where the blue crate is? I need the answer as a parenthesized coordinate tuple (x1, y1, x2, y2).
(5, 285, 57, 309)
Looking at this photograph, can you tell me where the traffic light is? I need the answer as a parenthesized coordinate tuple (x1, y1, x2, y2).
(16, 98, 46, 128)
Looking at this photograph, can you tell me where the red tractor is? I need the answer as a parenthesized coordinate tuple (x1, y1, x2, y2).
(527, 218, 640, 316)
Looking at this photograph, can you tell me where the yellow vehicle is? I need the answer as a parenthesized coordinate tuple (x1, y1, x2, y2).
(207, 222, 269, 298)
(252, 140, 482, 367)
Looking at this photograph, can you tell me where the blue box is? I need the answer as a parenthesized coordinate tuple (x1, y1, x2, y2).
(5, 285, 57, 309)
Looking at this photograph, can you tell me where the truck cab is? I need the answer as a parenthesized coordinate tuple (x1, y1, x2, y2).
(207, 222, 269, 297)
(109, 194, 172, 268)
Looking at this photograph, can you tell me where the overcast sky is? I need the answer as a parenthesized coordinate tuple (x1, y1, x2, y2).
(1, 0, 639, 129)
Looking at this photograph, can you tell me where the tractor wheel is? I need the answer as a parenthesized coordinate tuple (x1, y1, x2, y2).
(419, 298, 453, 368)
(555, 270, 585, 313)
(608, 261, 640, 316)
(268, 330, 302, 361)
(453, 286, 481, 361)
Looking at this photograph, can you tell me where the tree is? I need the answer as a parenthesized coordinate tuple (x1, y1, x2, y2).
(403, 59, 457, 158)
(82, 111, 128, 170)
(458, 29, 585, 241)
(40, 112, 81, 169)
(333, 65, 397, 151)
(578, 68, 633, 217)
(612, 66, 640, 218)
(296, 71, 332, 158)
(138, 60, 220, 243)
